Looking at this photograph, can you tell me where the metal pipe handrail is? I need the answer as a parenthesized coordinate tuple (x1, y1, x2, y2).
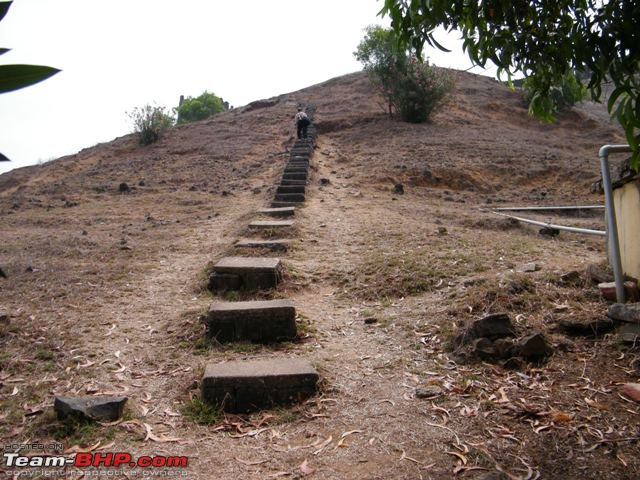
(488, 210, 606, 236)
(489, 205, 605, 212)
(599, 144, 632, 303)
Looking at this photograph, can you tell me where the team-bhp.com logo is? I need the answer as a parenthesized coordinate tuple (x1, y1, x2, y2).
(4, 452, 189, 468)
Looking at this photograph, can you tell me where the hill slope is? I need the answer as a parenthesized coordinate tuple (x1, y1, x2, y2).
(0, 71, 636, 480)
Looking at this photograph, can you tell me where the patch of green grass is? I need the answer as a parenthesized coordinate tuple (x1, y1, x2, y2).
(35, 349, 55, 361)
(181, 398, 222, 425)
(227, 342, 261, 354)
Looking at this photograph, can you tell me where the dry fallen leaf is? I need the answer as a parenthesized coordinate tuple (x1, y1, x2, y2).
(312, 436, 333, 455)
(235, 457, 270, 466)
(299, 459, 314, 476)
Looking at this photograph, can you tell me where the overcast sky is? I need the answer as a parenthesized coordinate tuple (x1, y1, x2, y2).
(0, 0, 487, 175)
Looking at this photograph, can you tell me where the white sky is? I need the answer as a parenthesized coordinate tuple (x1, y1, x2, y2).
(0, 0, 488, 174)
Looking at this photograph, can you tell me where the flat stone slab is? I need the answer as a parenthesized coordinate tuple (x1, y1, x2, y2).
(202, 358, 318, 412)
(280, 179, 308, 186)
(271, 201, 301, 208)
(277, 185, 305, 194)
(207, 299, 296, 343)
(248, 220, 295, 229)
(274, 193, 305, 202)
(282, 172, 308, 181)
(54, 396, 127, 422)
(209, 257, 282, 291)
(259, 207, 295, 217)
(236, 239, 290, 251)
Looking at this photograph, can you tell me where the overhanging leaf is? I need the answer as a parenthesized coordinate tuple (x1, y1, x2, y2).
(0, 152, 9, 161)
(0, 64, 60, 94)
(0, 48, 10, 57)
(0, 1, 12, 23)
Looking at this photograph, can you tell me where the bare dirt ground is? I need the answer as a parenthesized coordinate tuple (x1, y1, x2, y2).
(1, 71, 638, 479)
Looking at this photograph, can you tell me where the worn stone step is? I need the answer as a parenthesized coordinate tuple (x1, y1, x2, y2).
(284, 167, 309, 175)
(202, 358, 319, 413)
(206, 299, 296, 343)
(290, 149, 313, 155)
(290, 155, 310, 162)
(277, 185, 305, 194)
(287, 163, 309, 170)
(288, 158, 310, 165)
(209, 257, 282, 291)
(274, 193, 305, 202)
(235, 239, 290, 252)
(259, 207, 295, 217)
(248, 220, 295, 229)
(280, 178, 308, 186)
(271, 201, 302, 208)
(282, 172, 308, 180)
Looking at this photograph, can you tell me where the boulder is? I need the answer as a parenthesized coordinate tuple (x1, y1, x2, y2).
(608, 302, 640, 323)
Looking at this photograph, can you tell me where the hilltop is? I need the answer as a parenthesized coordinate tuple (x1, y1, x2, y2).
(0, 70, 637, 480)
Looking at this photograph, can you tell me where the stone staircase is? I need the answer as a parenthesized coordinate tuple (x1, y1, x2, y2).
(202, 106, 319, 412)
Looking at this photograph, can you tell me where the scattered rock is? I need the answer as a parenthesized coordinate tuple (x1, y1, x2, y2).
(320, 178, 331, 186)
(363, 317, 377, 325)
(539, 226, 559, 237)
(394, 183, 404, 195)
(0, 267, 6, 278)
(25, 266, 34, 273)
(456, 313, 515, 346)
(599, 281, 639, 302)
(507, 280, 532, 295)
(118, 182, 130, 193)
(619, 323, 640, 344)
(222, 191, 230, 196)
(54, 396, 127, 422)
(188, 185, 198, 191)
(560, 270, 582, 285)
(0, 314, 9, 325)
(621, 383, 640, 403)
(472, 337, 495, 359)
(81, 230, 88, 236)
(415, 385, 443, 399)
(608, 302, 640, 323)
(138, 180, 145, 186)
(518, 262, 540, 273)
(586, 264, 612, 284)
(556, 317, 615, 336)
(437, 227, 448, 235)
(493, 338, 516, 358)
(501, 357, 523, 370)
(252, 187, 261, 194)
(517, 333, 553, 360)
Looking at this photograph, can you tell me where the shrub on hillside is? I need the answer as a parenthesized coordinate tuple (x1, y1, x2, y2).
(354, 25, 452, 123)
(176, 91, 226, 124)
(392, 61, 453, 123)
(127, 104, 175, 145)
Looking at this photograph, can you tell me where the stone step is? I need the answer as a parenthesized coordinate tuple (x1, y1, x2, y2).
(284, 167, 309, 174)
(209, 257, 282, 291)
(280, 178, 308, 186)
(287, 162, 309, 169)
(206, 299, 296, 343)
(274, 193, 305, 202)
(259, 207, 295, 217)
(282, 172, 308, 180)
(248, 220, 295, 229)
(202, 358, 319, 413)
(271, 200, 302, 208)
(277, 185, 305, 194)
(235, 239, 290, 252)
(290, 155, 310, 161)
(290, 148, 313, 154)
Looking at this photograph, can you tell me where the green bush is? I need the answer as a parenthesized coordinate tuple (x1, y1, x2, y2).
(523, 71, 587, 121)
(354, 25, 452, 123)
(392, 61, 453, 123)
(176, 91, 226, 124)
(127, 104, 175, 145)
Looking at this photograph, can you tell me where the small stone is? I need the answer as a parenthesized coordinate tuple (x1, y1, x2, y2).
(501, 357, 523, 370)
(437, 227, 448, 235)
(519, 262, 540, 273)
(0, 267, 6, 278)
(619, 323, 640, 344)
(363, 317, 377, 324)
(472, 337, 495, 359)
(586, 264, 612, 284)
(118, 182, 130, 193)
(252, 187, 261, 194)
(608, 302, 640, 323)
(469, 313, 515, 341)
(557, 317, 615, 336)
(517, 332, 552, 360)
(394, 183, 404, 195)
(54, 396, 127, 422)
(222, 191, 230, 196)
(493, 338, 516, 359)
(82, 230, 88, 236)
(415, 385, 443, 399)
(320, 178, 331, 186)
(25, 266, 34, 273)
(599, 281, 639, 302)
(621, 383, 640, 403)
(138, 180, 145, 186)
(539, 226, 559, 237)
(560, 270, 582, 285)
(0, 314, 9, 325)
